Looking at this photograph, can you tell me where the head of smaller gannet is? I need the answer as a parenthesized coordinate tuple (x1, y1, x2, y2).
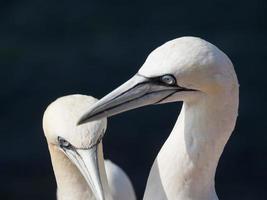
(43, 94, 107, 148)
(43, 94, 108, 200)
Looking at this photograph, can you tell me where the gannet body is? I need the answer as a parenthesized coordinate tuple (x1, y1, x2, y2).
(78, 37, 239, 200)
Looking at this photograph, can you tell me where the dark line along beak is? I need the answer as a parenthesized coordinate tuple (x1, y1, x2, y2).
(77, 74, 192, 125)
(61, 143, 105, 200)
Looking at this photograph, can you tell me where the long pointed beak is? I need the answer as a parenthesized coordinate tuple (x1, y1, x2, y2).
(61, 143, 105, 200)
(77, 74, 184, 124)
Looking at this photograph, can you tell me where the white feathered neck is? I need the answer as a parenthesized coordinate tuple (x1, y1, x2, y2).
(144, 80, 239, 200)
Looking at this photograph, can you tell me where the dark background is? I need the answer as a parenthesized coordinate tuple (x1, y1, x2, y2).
(1, 0, 266, 199)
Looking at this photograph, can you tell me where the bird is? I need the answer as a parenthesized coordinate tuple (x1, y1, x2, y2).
(77, 36, 239, 200)
(42, 94, 136, 200)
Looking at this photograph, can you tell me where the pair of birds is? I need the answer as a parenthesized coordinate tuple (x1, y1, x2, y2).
(42, 37, 239, 200)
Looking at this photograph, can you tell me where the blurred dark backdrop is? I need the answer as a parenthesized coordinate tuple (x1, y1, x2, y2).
(1, 0, 266, 199)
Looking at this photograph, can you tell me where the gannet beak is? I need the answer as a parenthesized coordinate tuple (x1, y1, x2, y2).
(78, 73, 192, 124)
(60, 142, 105, 200)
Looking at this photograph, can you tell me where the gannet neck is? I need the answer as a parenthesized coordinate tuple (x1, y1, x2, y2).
(144, 86, 239, 200)
(48, 143, 113, 200)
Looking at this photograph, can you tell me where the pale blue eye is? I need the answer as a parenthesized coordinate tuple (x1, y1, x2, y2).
(161, 75, 175, 85)
(58, 137, 71, 148)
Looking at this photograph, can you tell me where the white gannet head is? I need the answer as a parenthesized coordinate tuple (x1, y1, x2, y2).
(43, 94, 107, 200)
(78, 36, 238, 124)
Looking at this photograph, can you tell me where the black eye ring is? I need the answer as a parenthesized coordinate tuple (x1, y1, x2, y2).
(160, 75, 176, 85)
(58, 137, 72, 149)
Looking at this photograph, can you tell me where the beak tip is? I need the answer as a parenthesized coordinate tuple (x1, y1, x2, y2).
(77, 115, 89, 126)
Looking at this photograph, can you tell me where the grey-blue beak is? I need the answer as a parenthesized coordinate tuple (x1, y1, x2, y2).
(77, 74, 186, 125)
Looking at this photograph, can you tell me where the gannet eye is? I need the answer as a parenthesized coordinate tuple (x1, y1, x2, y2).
(58, 137, 72, 149)
(160, 75, 176, 85)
